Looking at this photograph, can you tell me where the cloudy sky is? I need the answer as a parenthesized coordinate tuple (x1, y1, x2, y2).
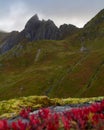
(0, 0, 104, 32)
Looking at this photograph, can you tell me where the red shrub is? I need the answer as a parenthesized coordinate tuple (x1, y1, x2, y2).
(0, 100, 104, 130)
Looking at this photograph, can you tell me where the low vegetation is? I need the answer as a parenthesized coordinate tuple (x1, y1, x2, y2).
(0, 96, 104, 129)
(0, 95, 104, 118)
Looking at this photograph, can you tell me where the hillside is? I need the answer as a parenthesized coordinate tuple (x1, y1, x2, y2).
(0, 38, 104, 100)
(71, 9, 104, 42)
(83, 9, 104, 39)
(0, 9, 104, 100)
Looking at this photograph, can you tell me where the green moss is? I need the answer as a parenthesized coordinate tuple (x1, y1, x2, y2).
(0, 95, 104, 118)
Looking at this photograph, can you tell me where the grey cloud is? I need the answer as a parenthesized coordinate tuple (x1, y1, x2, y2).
(0, 0, 104, 32)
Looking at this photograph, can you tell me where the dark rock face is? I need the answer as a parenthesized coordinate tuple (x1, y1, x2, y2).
(0, 31, 19, 53)
(24, 14, 41, 40)
(0, 14, 78, 54)
(0, 31, 9, 43)
(59, 24, 79, 39)
(24, 15, 60, 41)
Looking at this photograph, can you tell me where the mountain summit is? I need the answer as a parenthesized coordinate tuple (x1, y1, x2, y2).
(24, 15, 59, 41)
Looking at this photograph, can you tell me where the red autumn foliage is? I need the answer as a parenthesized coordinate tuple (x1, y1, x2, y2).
(0, 100, 104, 130)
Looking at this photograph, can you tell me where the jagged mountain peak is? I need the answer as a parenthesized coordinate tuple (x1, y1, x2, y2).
(27, 14, 39, 22)
(25, 14, 40, 29)
(23, 14, 59, 41)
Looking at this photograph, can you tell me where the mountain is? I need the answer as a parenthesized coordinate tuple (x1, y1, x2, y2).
(0, 9, 104, 100)
(0, 14, 78, 54)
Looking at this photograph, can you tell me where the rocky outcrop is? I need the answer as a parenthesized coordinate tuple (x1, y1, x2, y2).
(24, 14, 60, 41)
(0, 31, 9, 43)
(59, 24, 79, 39)
(0, 31, 19, 53)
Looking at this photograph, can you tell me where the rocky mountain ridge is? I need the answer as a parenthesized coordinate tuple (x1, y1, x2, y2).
(0, 14, 79, 54)
(0, 8, 104, 54)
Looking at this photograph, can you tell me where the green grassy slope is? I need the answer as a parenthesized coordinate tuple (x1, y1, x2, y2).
(0, 38, 104, 100)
